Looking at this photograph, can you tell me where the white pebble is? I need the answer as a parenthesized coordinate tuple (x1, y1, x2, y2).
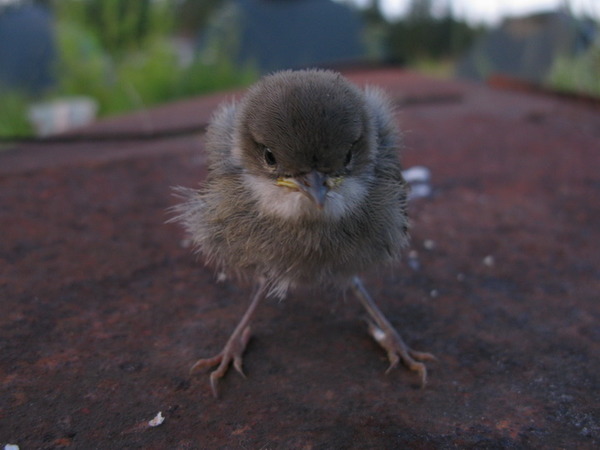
(403, 166, 433, 200)
(408, 183, 432, 200)
(372, 327, 386, 343)
(148, 411, 165, 427)
(402, 166, 431, 183)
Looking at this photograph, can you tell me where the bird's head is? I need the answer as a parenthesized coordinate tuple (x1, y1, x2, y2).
(233, 70, 377, 219)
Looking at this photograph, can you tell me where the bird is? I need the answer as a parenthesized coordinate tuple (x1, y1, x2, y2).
(172, 69, 435, 397)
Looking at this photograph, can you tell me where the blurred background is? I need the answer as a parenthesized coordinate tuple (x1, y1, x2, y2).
(0, 0, 598, 137)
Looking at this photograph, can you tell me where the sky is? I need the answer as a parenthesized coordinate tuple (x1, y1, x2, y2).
(343, 0, 599, 24)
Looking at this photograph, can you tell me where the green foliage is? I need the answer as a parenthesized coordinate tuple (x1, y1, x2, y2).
(51, 0, 256, 117)
(55, 0, 173, 55)
(352, 0, 485, 66)
(547, 41, 600, 97)
(384, 7, 484, 64)
(1, 0, 256, 137)
(0, 88, 33, 138)
(175, 57, 257, 98)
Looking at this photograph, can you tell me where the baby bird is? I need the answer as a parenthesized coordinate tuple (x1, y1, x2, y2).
(173, 69, 435, 397)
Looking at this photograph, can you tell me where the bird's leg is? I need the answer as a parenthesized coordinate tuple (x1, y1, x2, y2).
(190, 280, 268, 397)
(351, 276, 436, 387)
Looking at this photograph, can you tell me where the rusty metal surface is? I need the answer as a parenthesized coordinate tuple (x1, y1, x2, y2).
(1, 68, 599, 448)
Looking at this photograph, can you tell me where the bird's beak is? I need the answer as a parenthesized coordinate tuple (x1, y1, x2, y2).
(276, 170, 330, 208)
(297, 170, 329, 208)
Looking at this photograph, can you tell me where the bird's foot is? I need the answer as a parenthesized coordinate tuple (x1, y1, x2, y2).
(190, 325, 252, 398)
(366, 319, 437, 388)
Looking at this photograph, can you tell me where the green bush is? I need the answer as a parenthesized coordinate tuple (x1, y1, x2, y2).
(52, 0, 256, 117)
(0, 0, 256, 137)
(547, 41, 600, 97)
(0, 89, 33, 138)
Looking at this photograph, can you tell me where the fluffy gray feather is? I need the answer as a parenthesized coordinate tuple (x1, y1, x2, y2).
(173, 69, 409, 297)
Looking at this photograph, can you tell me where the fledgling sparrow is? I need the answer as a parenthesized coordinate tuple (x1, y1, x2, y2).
(173, 69, 435, 397)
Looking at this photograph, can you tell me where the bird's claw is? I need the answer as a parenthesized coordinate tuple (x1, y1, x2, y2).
(366, 319, 436, 388)
(190, 325, 252, 398)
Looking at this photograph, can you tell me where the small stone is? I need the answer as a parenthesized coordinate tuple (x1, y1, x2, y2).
(148, 411, 165, 427)
(483, 255, 495, 267)
(423, 239, 436, 250)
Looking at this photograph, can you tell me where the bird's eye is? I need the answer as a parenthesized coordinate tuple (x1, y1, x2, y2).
(263, 147, 277, 166)
(345, 136, 360, 166)
(344, 149, 353, 167)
